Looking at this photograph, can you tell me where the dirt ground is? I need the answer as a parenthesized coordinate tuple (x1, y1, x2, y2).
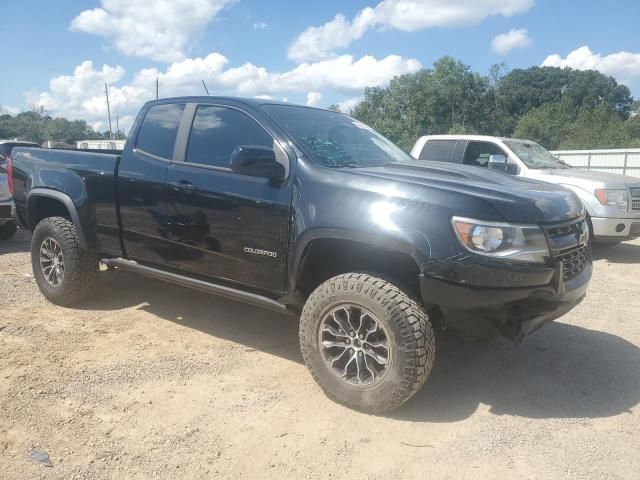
(1, 229, 639, 480)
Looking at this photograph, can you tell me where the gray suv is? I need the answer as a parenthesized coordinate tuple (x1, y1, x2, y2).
(0, 140, 38, 239)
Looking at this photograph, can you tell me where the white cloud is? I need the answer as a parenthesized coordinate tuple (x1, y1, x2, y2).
(491, 28, 531, 55)
(29, 53, 420, 131)
(306, 92, 322, 106)
(253, 21, 268, 30)
(288, 0, 534, 62)
(70, 0, 235, 62)
(337, 96, 362, 113)
(542, 46, 640, 85)
(1, 105, 21, 115)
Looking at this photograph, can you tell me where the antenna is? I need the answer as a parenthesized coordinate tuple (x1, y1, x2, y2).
(202, 80, 210, 95)
(105, 82, 113, 140)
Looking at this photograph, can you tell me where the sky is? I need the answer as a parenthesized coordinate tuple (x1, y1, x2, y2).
(1, 0, 638, 132)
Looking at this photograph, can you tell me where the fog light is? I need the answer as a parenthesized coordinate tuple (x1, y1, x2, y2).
(616, 223, 625, 233)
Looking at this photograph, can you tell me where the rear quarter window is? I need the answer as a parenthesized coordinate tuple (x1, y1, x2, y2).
(135, 103, 186, 160)
(419, 140, 457, 162)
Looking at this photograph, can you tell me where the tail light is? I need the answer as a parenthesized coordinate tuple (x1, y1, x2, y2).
(6, 155, 14, 194)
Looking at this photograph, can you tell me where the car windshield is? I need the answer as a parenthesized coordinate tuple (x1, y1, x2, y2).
(261, 104, 412, 168)
(505, 140, 571, 170)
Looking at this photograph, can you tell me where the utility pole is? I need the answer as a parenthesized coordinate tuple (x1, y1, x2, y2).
(156, 76, 159, 100)
(105, 82, 113, 140)
(116, 115, 120, 140)
(202, 80, 210, 95)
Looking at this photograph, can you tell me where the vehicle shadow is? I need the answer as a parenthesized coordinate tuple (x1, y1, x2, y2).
(396, 323, 640, 422)
(77, 270, 302, 363)
(0, 229, 31, 254)
(77, 270, 640, 422)
(592, 241, 640, 264)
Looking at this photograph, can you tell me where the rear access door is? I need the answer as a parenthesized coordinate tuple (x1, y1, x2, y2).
(117, 102, 187, 265)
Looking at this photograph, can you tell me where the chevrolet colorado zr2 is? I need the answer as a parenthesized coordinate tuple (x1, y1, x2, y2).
(10, 98, 591, 412)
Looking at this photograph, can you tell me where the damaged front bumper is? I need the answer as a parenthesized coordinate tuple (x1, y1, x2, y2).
(419, 257, 592, 343)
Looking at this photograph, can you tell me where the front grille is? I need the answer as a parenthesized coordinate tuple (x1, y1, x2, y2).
(544, 218, 589, 281)
(631, 187, 640, 211)
(546, 221, 583, 238)
(555, 244, 588, 281)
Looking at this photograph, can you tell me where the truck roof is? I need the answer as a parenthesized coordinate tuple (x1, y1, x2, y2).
(417, 134, 531, 143)
(142, 96, 319, 110)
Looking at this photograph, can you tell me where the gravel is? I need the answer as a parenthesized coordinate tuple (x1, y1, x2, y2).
(1, 228, 639, 479)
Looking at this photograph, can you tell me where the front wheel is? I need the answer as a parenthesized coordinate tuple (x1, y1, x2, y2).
(0, 221, 17, 240)
(299, 273, 435, 413)
(31, 217, 99, 306)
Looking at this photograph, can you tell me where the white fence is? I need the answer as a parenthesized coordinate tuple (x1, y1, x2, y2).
(76, 140, 126, 150)
(551, 148, 640, 177)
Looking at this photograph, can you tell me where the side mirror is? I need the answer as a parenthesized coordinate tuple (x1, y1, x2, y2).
(488, 154, 518, 175)
(230, 145, 285, 183)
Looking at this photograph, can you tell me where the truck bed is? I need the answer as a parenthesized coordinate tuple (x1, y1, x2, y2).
(11, 147, 123, 256)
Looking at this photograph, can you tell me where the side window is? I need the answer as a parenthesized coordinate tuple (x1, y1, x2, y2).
(136, 103, 185, 160)
(186, 105, 274, 167)
(419, 140, 457, 162)
(463, 141, 506, 167)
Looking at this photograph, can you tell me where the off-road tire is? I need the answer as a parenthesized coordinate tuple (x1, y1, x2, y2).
(31, 217, 99, 306)
(0, 221, 17, 240)
(299, 273, 435, 413)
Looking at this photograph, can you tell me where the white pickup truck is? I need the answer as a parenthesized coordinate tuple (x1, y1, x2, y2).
(411, 135, 640, 244)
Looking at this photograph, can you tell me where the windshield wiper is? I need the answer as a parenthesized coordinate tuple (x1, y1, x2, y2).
(557, 160, 572, 169)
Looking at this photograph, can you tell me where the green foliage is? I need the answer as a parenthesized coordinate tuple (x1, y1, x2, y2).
(0, 106, 117, 144)
(351, 59, 638, 151)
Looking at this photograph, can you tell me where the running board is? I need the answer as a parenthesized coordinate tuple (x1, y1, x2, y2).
(101, 258, 293, 315)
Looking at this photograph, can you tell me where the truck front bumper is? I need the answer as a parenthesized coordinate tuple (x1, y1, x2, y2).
(590, 216, 640, 242)
(420, 258, 592, 343)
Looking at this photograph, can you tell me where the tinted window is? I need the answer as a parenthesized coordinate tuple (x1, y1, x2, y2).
(419, 140, 457, 162)
(186, 106, 273, 167)
(136, 103, 185, 160)
(262, 104, 412, 168)
(463, 141, 506, 167)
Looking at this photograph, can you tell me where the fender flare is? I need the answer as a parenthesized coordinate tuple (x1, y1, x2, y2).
(27, 188, 88, 249)
(288, 227, 431, 293)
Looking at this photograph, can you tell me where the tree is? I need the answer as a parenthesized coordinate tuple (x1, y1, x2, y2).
(350, 57, 638, 151)
(0, 107, 105, 144)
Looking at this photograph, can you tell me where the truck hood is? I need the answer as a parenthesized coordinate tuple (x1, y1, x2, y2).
(347, 161, 584, 224)
(527, 168, 640, 190)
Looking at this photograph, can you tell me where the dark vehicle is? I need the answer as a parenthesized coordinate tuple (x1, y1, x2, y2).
(0, 140, 38, 239)
(11, 98, 591, 413)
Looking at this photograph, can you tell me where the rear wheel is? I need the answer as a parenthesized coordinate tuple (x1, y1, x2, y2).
(299, 273, 435, 413)
(31, 217, 99, 306)
(0, 221, 17, 240)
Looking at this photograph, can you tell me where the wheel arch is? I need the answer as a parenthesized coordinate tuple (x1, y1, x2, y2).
(27, 189, 88, 249)
(291, 234, 426, 301)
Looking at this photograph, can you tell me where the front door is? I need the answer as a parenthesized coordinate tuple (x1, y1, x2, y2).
(164, 103, 292, 292)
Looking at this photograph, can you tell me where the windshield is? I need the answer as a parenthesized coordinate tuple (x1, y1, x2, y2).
(261, 104, 412, 168)
(505, 140, 571, 170)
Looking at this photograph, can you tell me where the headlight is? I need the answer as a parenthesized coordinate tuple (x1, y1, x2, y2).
(594, 189, 628, 212)
(451, 216, 549, 262)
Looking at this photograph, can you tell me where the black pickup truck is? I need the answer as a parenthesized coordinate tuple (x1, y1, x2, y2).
(11, 97, 591, 412)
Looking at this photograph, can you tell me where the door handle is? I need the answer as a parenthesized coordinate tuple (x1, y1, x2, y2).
(169, 180, 198, 194)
